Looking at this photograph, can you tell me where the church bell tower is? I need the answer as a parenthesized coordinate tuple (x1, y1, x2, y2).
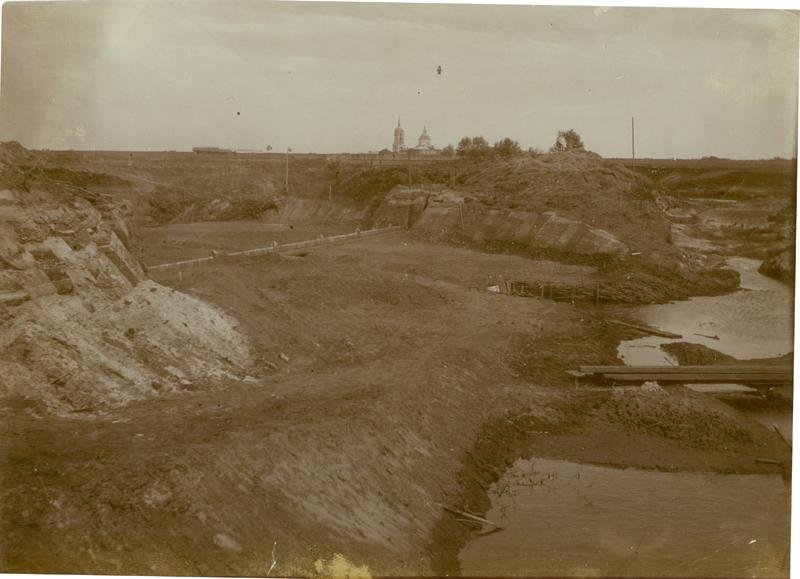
(392, 117, 406, 152)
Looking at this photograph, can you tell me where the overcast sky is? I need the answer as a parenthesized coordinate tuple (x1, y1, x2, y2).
(1, 1, 797, 158)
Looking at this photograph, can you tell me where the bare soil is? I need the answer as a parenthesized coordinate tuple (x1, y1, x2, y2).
(1, 148, 793, 576)
(2, 227, 791, 576)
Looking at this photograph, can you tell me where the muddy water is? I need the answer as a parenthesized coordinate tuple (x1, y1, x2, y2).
(618, 257, 793, 363)
(618, 256, 793, 442)
(459, 458, 790, 577)
(459, 257, 793, 576)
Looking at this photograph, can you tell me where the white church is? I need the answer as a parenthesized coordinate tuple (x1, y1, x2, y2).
(391, 118, 438, 155)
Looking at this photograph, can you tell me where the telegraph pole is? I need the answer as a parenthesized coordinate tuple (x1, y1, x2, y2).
(631, 117, 635, 162)
(285, 147, 292, 192)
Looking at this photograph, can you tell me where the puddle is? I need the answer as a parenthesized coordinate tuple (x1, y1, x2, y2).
(459, 458, 790, 577)
(618, 257, 793, 362)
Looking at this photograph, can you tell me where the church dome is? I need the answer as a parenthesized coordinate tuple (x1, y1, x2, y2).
(417, 126, 432, 148)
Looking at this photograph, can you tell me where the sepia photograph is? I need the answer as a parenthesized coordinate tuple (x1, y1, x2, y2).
(0, 0, 796, 576)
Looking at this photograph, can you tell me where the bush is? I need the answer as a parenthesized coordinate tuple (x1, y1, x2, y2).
(457, 136, 493, 159)
(493, 138, 522, 158)
(550, 129, 584, 152)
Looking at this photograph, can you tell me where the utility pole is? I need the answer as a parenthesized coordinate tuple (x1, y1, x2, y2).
(631, 117, 635, 162)
(285, 147, 292, 192)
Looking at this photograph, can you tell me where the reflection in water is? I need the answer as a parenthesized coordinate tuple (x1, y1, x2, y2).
(618, 257, 793, 361)
(617, 256, 793, 440)
(459, 458, 790, 577)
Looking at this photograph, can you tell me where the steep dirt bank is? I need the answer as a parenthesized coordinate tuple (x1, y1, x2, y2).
(0, 142, 254, 414)
(759, 246, 795, 285)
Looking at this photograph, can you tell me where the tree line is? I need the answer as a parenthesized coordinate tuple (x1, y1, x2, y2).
(441, 129, 585, 159)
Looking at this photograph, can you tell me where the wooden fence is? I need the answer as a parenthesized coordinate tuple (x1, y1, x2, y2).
(146, 225, 403, 273)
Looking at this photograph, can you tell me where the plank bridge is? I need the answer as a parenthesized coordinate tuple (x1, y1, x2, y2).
(569, 365, 793, 388)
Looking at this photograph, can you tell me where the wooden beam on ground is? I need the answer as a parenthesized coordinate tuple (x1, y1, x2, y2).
(570, 365, 793, 386)
(608, 319, 682, 339)
(578, 365, 792, 375)
(600, 373, 790, 384)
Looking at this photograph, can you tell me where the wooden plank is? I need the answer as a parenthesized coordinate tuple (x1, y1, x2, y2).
(600, 373, 792, 383)
(608, 319, 682, 339)
(578, 365, 792, 375)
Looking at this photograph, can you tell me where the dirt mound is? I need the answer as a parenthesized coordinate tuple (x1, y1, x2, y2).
(164, 195, 278, 224)
(599, 253, 740, 303)
(355, 151, 670, 260)
(597, 385, 756, 449)
(373, 186, 629, 258)
(0, 141, 34, 166)
(759, 247, 794, 284)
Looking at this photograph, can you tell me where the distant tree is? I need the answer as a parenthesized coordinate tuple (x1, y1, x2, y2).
(550, 129, 585, 152)
(493, 137, 522, 158)
(472, 136, 490, 152)
(441, 144, 455, 157)
(457, 136, 492, 159)
(528, 147, 545, 157)
(456, 137, 473, 156)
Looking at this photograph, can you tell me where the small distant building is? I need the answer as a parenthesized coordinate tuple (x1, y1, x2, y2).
(192, 147, 233, 154)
